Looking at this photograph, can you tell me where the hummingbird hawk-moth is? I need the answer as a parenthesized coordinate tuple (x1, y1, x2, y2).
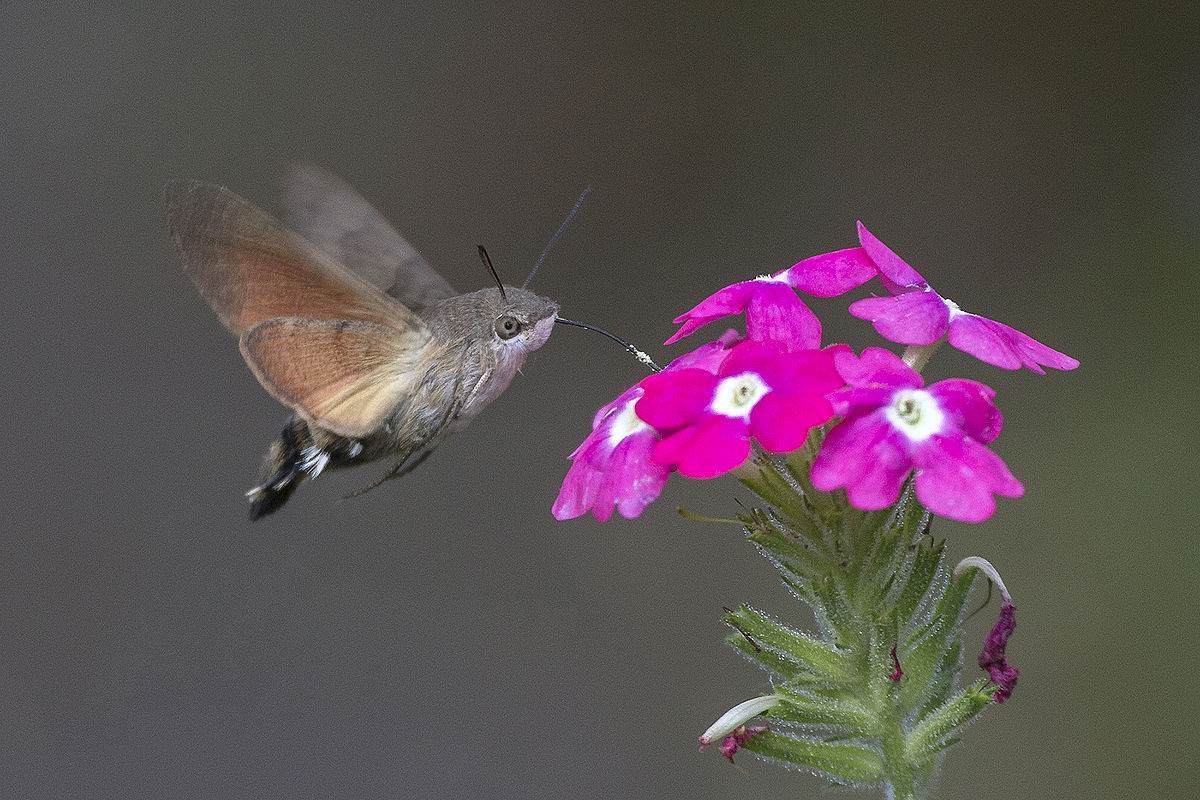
(166, 165, 560, 519)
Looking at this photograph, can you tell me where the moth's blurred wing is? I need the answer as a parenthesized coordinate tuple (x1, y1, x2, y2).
(280, 163, 458, 313)
(240, 318, 431, 439)
(166, 180, 424, 335)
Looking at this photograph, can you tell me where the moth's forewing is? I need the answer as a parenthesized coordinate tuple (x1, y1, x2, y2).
(240, 318, 432, 439)
(166, 180, 422, 335)
(280, 163, 458, 312)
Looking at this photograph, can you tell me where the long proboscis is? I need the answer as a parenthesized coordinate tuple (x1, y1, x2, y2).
(555, 316, 661, 372)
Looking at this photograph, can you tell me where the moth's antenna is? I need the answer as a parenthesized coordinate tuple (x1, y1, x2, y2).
(556, 316, 661, 372)
(477, 245, 507, 301)
(523, 186, 591, 290)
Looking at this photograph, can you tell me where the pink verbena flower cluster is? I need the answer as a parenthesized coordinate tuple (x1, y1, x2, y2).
(553, 223, 1077, 524)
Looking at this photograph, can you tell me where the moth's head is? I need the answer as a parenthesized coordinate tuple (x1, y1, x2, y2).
(465, 246, 558, 354)
(431, 286, 558, 356)
(489, 286, 559, 353)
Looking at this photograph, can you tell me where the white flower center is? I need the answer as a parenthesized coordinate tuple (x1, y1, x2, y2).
(943, 296, 964, 318)
(606, 399, 649, 448)
(885, 388, 944, 442)
(710, 372, 770, 419)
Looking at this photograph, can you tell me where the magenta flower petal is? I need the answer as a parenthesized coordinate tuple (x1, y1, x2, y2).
(811, 413, 912, 509)
(553, 386, 670, 522)
(664, 282, 759, 345)
(651, 424, 698, 467)
(832, 346, 923, 391)
(553, 460, 600, 520)
(756, 347, 844, 397)
(912, 434, 1023, 522)
(825, 347, 920, 416)
(812, 348, 1021, 522)
(718, 725, 767, 763)
(750, 393, 830, 452)
(656, 415, 751, 478)
(635, 369, 717, 429)
(744, 281, 821, 349)
(857, 221, 926, 289)
(948, 314, 1080, 374)
(851, 223, 1079, 373)
(640, 341, 840, 480)
(927, 379, 1003, 444)
(666, 277, 821, 350)
(685, 415, 755, 477)
(782, 246, 878, 297)
(716, 339, 777, 376)
(554, 433, 666, 522)
(593, 431, 669, 520)
(665, 331, 742, 372)
(849, 290, 949, 345)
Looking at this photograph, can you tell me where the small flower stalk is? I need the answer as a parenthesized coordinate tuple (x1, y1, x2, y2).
(554, 223, 1076, 798)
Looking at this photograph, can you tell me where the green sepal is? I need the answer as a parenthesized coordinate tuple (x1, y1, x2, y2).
(894, 536, 943, 623)
(742, 514, 828, 580)
(741, 731, 884, 784)
(902, 680, 994, 764)
(770, 684, 880, 732)
(738, 458, 832, 552)
(722, 604, 850, 682)
(897, 568, 975, 713)
(855, 523, 905, 604)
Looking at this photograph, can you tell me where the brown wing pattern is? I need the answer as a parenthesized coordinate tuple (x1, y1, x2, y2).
(166, 180, 425, 335)
(240, 318, 431, 438)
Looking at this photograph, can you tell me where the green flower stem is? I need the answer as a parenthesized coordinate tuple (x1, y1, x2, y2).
(715, 444, 995, 798)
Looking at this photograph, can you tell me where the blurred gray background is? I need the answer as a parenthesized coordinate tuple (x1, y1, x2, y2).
(2, 3, 1197, 798)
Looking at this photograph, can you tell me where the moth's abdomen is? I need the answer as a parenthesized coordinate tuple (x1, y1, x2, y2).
(245, 416, 369, 520)
(246, 416, 312, 520)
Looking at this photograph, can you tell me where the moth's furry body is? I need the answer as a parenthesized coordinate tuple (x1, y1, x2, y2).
(167, 166, 557, 519)
(246, 287, 556, 519)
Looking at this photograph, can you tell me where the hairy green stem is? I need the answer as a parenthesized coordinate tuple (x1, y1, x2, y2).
(711, 446, 994, 797)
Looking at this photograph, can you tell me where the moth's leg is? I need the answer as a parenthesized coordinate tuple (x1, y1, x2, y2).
(342, 446, 434, 498)
(342, 375, 468, 499)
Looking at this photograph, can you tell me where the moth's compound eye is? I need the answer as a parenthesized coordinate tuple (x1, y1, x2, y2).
(495, 314, 522, 340)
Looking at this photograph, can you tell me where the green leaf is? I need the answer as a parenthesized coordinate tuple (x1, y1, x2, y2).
(725, 632, 804, 678)
(918, 632, 963, 717)
(898, 569, 976, 712)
